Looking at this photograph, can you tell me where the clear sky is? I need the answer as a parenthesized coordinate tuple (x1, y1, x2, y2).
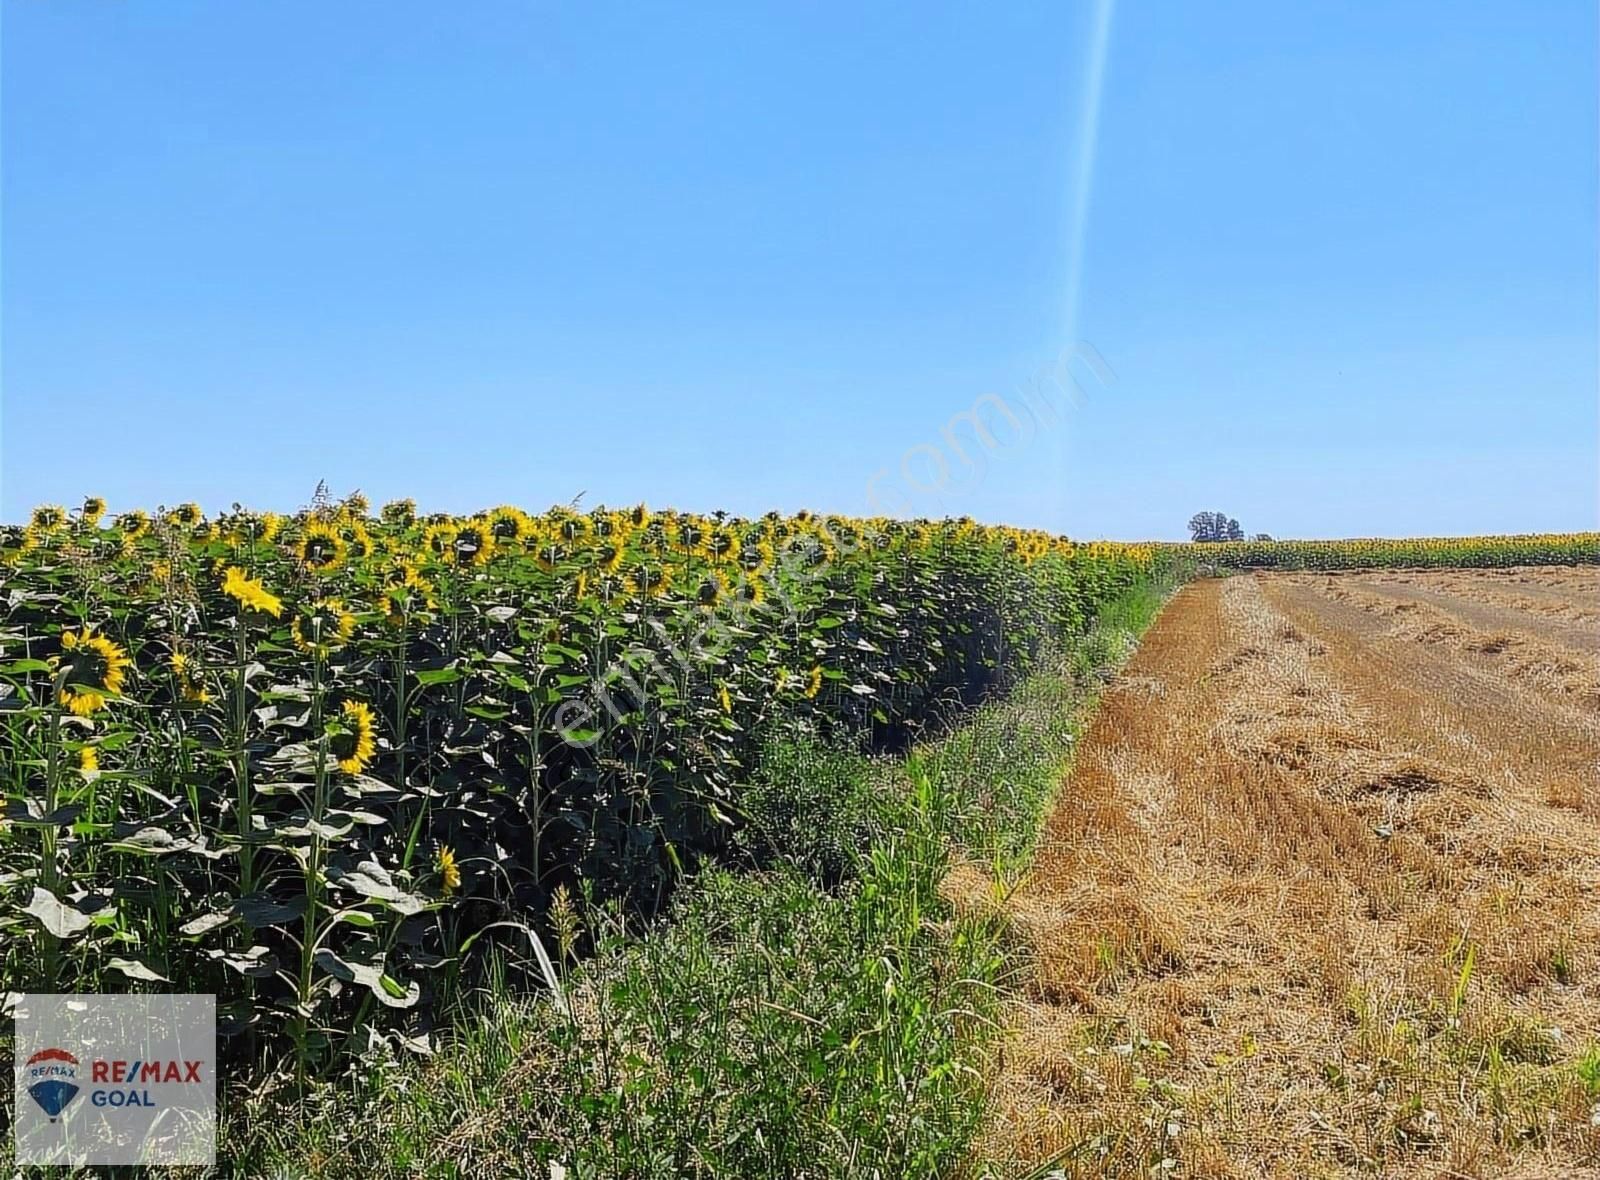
(3, 1, 1595, 539)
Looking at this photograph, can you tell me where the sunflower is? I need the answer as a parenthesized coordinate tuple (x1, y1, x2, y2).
(532, 541, 568, 574)
(804, 665, 824, 700)
(436, 845, 462, 895)
(718, 684, 732, 714)
(343, 492, 370, 517)
(628, 503, 649, 528)
(673, 518, 708, 557)
(488, 506, 533, 545)
(220, 566, 284, 617)
(330, 700, 377, 775)
(451, 522, 494, 568)
(340, 520, 374, 562)
(705, 527, 739, 564)
(170, 651, 212, 704)
(292, 598, 356, 656)
(54, 627, 132, 717)
(422, 522, 457, 563)
(230, 511, 281, 545)
(298, 521, 346, 573)
(589, 573, 624, 603)
(555, 513, 590, 544)
(168, 502, 204, 528)
(733, 575, 767, 608)
(774, 666, 791, 692)
(595, 542, 626, 574)
(80, 496, 107, 525)
(626, 562, 672, 598)
(115, 510, 150, 539)
(381, 498, 417, 528)
(803, 538, 836, 569)
(30, 505, 66, 532)
(695, 574, 723, 610)
(382, 560, 435, 620)
(79, 746, 100, 774)
(738, 539, 775, 574)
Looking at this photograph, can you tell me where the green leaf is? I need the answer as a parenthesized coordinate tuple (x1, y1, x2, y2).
(232, 893, 306, 928)
(1, 659, 52, 674)
(107, 956, 170, 983)
(414, 666, 462, 686)
(179, 911, 234, 937)
(21, 887, 93, 939)
(313, 949, 421, 1008)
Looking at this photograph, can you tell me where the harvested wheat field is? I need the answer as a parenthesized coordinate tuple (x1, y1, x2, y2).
(956, 569, 1600, 1179)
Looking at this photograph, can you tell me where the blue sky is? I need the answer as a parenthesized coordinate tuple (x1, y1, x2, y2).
(3, 1, 1594, 539)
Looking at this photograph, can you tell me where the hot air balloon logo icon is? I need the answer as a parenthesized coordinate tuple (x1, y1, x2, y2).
(24, 1047, 81, 1122)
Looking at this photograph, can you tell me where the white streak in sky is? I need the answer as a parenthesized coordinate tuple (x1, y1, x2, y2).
(1062, 0, 1116, 346)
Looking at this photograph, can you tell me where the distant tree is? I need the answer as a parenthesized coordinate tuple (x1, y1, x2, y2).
(1253, 533, 1273, 542)
(1188, 511, 1219, 542)
(1187, 510, 1243, 543)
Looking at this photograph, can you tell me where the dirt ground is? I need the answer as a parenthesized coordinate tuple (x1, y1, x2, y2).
(953, 567, 1600, 1179)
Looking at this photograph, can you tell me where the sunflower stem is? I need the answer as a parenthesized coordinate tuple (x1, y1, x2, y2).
(296, 635, 329, 1085)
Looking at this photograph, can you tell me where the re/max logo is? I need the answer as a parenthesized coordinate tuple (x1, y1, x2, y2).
(90, 1060, 204, 1084)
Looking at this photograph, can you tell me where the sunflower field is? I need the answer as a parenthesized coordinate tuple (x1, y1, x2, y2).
(0, 494, 1155, 1069)
(1191, 531, 1598, 571)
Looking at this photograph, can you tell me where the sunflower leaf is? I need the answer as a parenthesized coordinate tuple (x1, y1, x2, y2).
(22, 887, 93, 938)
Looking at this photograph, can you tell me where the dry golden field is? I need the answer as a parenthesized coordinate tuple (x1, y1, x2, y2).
(952, 566, 1600, 1178)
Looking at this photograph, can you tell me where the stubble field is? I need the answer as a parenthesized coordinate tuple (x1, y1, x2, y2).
(957, 566, 1600, 1177)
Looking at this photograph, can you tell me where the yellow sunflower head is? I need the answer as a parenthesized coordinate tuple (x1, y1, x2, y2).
(30, 505, 67, 532)
(169, 651, 213, 704)
(451, 522, 494, 568)
(79, 745, 100, 774)
(436, 845, 462, 895)
(220, 566, 284, 618)
(555, 513, 590, 544)
(625, 562, 672, 598)
(421, 522, 458, 564)
(381, 498, 417, 528)
(738, 539, 775, 574)
(804, 665, 824, 700)
(232, 511, 281, 545)
(673, 518, 708, 556)
(54, 627, 132, 716)
(298, 521, 346, 573)
(705, 528, 739, 564)
(734, 575, 767, 609)
(389, 557, 428, 588)
(115, 510, 150, 539)
(342, 492, 370, 517)
(330, 699, 377, 776)
(695, 574, 723, 610)
(340, 520, 374, 562)
(80, 497, 107, 525)
(488, 506, 533, 545)
(532, 541, 568, 574)
(168, 502, 204, 528)
(292, 598, 356, 656)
